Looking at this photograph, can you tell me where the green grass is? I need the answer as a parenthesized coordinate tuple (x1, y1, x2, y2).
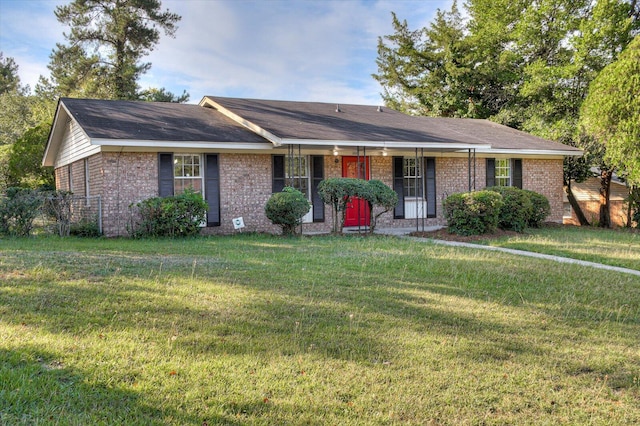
(1, 233, 639, 425)
(479, 226, 640, 270)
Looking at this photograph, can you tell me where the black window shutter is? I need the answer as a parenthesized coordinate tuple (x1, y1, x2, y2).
(512, 159, 523, 189)
(311, 155, 325, 222)
(486, 158, 495, 187)
(272, 155, 285, 193)
(393, 156, 405, 219)
(158, 153, 174, 197)
(205, 154, 220, 227)
(425, 157, 436, 218)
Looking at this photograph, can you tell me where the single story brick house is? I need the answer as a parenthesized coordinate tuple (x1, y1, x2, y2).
(43, 96, 582, 236)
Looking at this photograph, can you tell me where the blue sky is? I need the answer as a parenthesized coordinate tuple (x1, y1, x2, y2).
(0, 0, 451, 105)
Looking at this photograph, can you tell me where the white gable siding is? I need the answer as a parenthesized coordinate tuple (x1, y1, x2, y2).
(54, 119, 100, 168)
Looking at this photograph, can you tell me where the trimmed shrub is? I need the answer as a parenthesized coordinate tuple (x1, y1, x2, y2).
(443, 190, 503, 236)
(318, 178, 398, 233)
(318, 178, 369, 233)
(130, 189, 207, 238)
(265, 187, 311, 236)
(523, 189, 550, 227)
(485, 186, 533, 232)
(361, 180, 398, 233)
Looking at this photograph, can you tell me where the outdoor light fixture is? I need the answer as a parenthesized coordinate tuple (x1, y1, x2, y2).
(382, 149, 388, 157)
(333, 148, 339, 156)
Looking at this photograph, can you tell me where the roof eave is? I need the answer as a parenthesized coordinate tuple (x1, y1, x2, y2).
(280, 138, 492, 150)
(93, 139, 275, 150)
(476, 148, 583, 157)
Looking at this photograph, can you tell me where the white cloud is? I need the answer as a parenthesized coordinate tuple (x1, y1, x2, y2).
(0, 0, 64, 89)
(2, 0, 452, 103)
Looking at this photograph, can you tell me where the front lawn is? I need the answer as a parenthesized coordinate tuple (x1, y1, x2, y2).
(482, 225, 640, 270)
(1, 234, 639, 425)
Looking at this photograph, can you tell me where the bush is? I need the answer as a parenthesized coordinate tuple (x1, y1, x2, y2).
(265, 187, 311, 236)
(318, 178, 367, 233)
(0, 187, 43, 237)
(130, 189, 207, 238)
(485, 186, 533, 232)
(443, 191, 503, 236)
(70, 217, 101, 237)
(361, 180, 398, 233)
(42, 190, 74, 237)
(523, 189, 550, 227)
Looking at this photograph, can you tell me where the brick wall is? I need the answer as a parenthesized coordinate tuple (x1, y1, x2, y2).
(101, 152, 158, 236)
(520, 159, 564, 223)
(54, 152, 568, 236)
(214, 153, 279, 234)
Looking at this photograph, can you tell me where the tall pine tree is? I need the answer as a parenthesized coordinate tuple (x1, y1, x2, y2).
(48, 0, 180, 100)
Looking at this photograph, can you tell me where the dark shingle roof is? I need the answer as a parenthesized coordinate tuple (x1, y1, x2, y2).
(205, 96, 581, 153)
(61, 98, 268, 143)
(205, 97, 462, 143)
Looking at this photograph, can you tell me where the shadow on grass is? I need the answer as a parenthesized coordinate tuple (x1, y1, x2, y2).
(2, 236, 639, 392)
(0, 347, 242, 425)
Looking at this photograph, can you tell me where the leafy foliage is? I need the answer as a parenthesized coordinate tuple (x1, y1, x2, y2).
(7, 123, 54, 189)
(0, 188, 44, 237)
(485, 186, 534, 232)
(523, 189, 551, 228)
(318, 178, 368, 233)
(318, 178, 397, 234)
(580, 36, 640, 186)
(265, 187, 311, 236)
(129, 189, 208, 238)
(443, 190, 504, 236)
(375, 0, 639, 225)
(360, 179, 398, 233)
(48, 0, 181, 100)
(0, 53, 22, 95)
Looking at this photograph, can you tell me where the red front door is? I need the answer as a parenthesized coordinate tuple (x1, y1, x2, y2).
(342, 156, 370, 227)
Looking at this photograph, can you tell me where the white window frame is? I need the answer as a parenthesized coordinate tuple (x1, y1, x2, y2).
(285, 155, 312, 223)
(173, 153, 204, 195)
(495, 158, 511, 187)
(403, 157, 426, 219)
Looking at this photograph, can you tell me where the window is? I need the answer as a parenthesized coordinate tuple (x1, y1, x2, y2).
(403, 158, 423, 197)
(158, 153, 220, 227)
(272, 154, 324, 223)
(486, 158, 522, 189)
(173, 154, 203, 194)
(393, 157, 436, 220)
(495, 158, 511, 187)
(285, 155, 312, 223)
(285, 155, 309, 197)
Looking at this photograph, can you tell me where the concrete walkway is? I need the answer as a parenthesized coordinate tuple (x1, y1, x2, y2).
(321, 226, 639, 277)
(403, 235, 640, 278)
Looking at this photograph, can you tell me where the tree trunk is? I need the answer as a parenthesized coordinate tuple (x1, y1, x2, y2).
(564, 182, 590, 226)
(598, 169, 613, 228)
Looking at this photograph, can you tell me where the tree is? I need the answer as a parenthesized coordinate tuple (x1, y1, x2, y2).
(138, 87, 190, 103)
(581, 36, 640, 227)
(374, 0, 639, 226)
(49, 0, 181, 100)
(7, 123, 55, 189)
(374, 2, 479, 117)
(360, 180, 398, 233)
(581, 36, 640, 185)
(0, 53, 24, 95)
